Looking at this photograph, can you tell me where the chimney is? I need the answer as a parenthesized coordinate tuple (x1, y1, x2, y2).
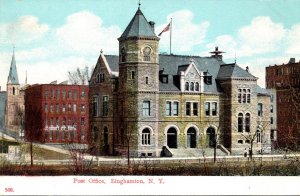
(288, 58, 296, 64)
(149, 21, 155, 32)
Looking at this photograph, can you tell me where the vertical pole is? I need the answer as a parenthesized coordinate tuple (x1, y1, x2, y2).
(170, 18, 172, 55)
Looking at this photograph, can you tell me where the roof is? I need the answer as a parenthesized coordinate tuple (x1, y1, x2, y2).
(119, 8, 156, 38)
(7, 51, 19, 85)
(217, 63, 257, 80)
(104, 54, 224, 93)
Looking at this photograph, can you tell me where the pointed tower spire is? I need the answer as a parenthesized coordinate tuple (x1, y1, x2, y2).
(119, 5, 157, 39)
(7, 46, 19, 85)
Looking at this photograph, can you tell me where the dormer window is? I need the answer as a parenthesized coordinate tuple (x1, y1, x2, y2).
(162, 75, 168, 83)
(143, 46, 151, 61)
(97, 73, 105, 83)
(185, 81, 200, 92)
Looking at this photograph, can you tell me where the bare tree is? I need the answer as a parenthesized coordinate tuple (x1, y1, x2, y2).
(68, 66, 93, 85)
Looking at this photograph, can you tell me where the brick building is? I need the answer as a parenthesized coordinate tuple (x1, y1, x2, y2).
(89, 7, 272, 157)
(266, 58, 300, 149)
(25, 84, 89, 144)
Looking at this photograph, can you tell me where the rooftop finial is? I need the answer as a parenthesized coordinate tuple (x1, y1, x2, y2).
(234, 52, 236, 64)
(13, 44, 15, 54)
(138, 0, 141, 8)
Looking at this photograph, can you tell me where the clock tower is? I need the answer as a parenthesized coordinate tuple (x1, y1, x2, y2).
(117, 6, 160, 156)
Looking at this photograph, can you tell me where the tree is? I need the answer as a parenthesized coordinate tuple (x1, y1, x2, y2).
(68, 66, 93, 85)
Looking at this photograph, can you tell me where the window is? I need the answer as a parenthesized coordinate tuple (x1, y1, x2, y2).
(238, 88, 251, 103)
(245, 140, 250, 144)
(45, 90, 49, 100)
(190, 82, 194, 91)
(173, 102, 179, 116)
(185, 82, 189, 91)
(81, 104, 85, 113)
(56, 90, 60, 100)
(205, 102, 218, 116)
(52, 90, 55, 99)
(62, 131, 65, 141)
(68, 104, 72, 112)
(68, 118, 71, 127)
(145, 77, 149, 84)
(270, 105, 273, 113)
(270, 95, 274, 103)
(45, 118, 48, 127)
(50, 117, 54, 126)
(68, 91, 72, 99)
(62, 117, 66, 126)
(131, 71, 135, 80)
(93, 96, 98, 117)
(56, 117, 59, 127)
(62, 90, 66, 100)
(193, 102, 198, 116)
(56, 104, 59, 113)
(258, 103, 263, 116)
(238, 140, 243, 144)
(162, 75, 168, 83)
(103, 96, 109, 116)
(143, 101, 150, 116)
(271, 117, 273, 124)
(73, 91, 77, 100)
(62, 104, 66, 113)
(50, 104, 54, 113)
(100, 73, 105, 83)
(195, 82, 200, 91)
(121, 48, 126, 62)
(49, 131, 53, 140)
(45, 103, 48, 113)
(73, 104, 76, 112)
(166, 101, 171, 116)
(81, 117, 85, 126)
(245, 113, 250, 132)
(56, 131, 59, 140)
(96, 73, 100, 83)
(81, 91, 85, 99)
(186, 102, 191, 116)
(104, 127, 109, 146)
(186, 102, 198, 116)
(166, 101, 179, 116)
(238, 113, 243, 132)
(142, 128, 151, 145)
(205, 102, 210, 116)
(256, 130, 261, 143)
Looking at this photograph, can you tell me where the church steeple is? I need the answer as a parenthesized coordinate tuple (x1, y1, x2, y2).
(7, 47, 19, 85)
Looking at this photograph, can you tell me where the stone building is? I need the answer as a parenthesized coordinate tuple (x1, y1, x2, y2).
(266, 58, 300, 149)
(0, 86, 7, 130)
(89, 7, 272, 157)
(25, 83, 89, 144)
(5, 50, 25, 138)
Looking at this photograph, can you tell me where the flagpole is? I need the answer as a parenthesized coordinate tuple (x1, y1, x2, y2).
(170, 18, 172, 55)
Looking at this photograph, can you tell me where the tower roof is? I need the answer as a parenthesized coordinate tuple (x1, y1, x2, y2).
(119, 8, 156, 39)
(7, 50, 19, 85)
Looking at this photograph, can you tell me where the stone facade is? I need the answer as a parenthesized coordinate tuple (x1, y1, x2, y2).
(89, 7, 272, 157)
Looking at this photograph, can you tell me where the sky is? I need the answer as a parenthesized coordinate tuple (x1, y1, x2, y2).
(1, 0, 300, 90)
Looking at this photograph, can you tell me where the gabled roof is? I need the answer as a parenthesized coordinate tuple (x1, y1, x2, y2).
(7, 51, 19, 85)
(119, 8, 156, 38)
(217, 63, 257, 80)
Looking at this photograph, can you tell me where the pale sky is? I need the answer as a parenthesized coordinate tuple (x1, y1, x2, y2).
(1, 0, 300, 90)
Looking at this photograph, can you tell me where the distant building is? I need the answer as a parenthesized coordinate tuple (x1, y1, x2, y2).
(266, 58, 300, 149)
(25, 84, 89, 144)
(0, 86, 7, 130)
(88, 7, 272, 157)
(5, 49, 25, 138)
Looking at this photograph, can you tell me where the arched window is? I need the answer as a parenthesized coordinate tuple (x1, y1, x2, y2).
(195, 82, 199, 91)
(245, 113, 250, 132)
(185, 82, 189, 91)
(238, 113, 243, 132)
(190, 82, 194, 91)
(96, 73, 100, 83)
(142, 128, 151, 145)
(256, 130, 261, 143)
